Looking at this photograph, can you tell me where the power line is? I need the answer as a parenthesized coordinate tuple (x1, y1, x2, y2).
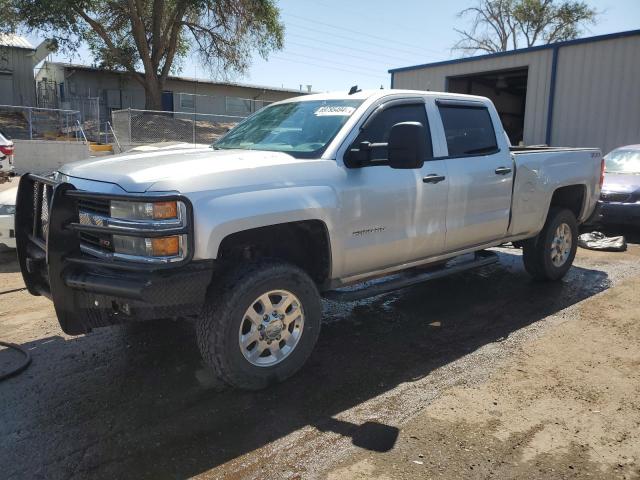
(285, 21, 431, 60)
(274, 51, 385, 75)
(267, 54, 389, 79)
(271, 53, 388, 78)
(283, 13, 444, 56)
(282, 44, 393, 73)
(311, 0, 439, 37)
(287, 32, 420, 64)
(286, 40, 407, 65)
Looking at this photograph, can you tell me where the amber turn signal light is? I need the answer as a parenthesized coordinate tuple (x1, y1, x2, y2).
(153, 201, 178, 220)
(151, 236, 180, 256)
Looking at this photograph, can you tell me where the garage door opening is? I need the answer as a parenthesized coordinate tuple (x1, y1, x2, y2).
(447, 68, 528, 146)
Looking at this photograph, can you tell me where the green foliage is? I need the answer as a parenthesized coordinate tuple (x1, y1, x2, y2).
(4, 0, 284, 107)
(454, 0, 597, 54)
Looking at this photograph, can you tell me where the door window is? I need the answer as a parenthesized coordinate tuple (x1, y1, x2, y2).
(354, 104, 433, 161)
(438, 105, 498, 157)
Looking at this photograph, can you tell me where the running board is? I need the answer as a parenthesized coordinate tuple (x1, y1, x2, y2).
(323, 250, 499, 302)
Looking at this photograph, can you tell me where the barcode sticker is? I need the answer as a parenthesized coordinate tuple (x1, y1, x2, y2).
(314, 106, 356, 117)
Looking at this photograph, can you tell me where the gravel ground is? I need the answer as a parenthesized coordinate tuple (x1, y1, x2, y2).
(0, 213, 639, 479)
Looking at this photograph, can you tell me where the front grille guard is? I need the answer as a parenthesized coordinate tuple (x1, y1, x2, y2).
(15, 173, 195, 334)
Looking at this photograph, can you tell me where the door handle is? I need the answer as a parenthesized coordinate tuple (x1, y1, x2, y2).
(423, 174, 446, 184)
(495, 167, 512, 175)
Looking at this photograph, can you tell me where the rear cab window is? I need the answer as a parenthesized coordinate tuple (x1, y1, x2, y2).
(354, 103, 433, 162)
(437, 103, 499, 157)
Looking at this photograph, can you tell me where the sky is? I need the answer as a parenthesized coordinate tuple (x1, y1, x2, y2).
(28, 0, 640, 94)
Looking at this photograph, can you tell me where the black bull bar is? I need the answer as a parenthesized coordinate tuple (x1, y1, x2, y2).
(15, 174, 212, 335)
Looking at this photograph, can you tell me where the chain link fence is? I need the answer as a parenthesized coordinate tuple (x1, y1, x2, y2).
(111, 109, 246, 146)
(0, 105, 85, 141)
(62, 97, 101, 141)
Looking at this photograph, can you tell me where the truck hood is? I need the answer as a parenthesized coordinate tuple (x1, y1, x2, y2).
(59, 147, 313, 193)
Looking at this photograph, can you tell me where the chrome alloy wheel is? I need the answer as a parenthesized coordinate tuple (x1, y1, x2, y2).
(550, 223, 572, 267)
(238, 290, 305, 367)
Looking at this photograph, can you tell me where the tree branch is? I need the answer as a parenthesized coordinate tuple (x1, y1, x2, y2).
(150, 0, 165, 66)
(159, 1, 189, 80)
(127, 0, 155, 79)
(74, 8, 142, 81)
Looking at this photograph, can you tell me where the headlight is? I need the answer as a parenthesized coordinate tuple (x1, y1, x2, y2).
(112, 235, 185, 258)
(77, 197, 190, 264)
(111, 200, 179, 221)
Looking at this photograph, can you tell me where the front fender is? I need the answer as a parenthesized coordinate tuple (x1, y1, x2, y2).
(190, 186, 339, 260)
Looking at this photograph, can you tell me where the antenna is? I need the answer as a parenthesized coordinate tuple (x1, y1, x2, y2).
(348, 85, 361, 95)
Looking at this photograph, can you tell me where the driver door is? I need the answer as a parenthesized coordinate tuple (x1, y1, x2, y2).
(338, 100, 448, 279)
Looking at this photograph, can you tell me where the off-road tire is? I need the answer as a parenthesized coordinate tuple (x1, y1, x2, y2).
(522, 208, 578, 281)
(196, 261, 322, 390)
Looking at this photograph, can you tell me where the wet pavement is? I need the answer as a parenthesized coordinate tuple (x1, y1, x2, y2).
(1, 236, 639, 479)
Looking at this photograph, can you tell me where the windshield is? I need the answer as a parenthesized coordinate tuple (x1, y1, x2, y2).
(213, 99, 363, 158)
(605, 148, 640, 174)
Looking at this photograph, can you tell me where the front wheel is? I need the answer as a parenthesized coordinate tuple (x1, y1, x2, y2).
(522, 208, 578, 281)
(196, 261, 322, 390)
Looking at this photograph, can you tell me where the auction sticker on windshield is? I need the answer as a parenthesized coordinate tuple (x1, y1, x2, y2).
(314, 106, 356, 116)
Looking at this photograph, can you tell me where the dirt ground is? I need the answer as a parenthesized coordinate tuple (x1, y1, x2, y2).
(1, 185, 639, 479)
(327, 275, 640, 480)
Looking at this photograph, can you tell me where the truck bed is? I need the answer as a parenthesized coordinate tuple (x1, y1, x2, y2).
(510, 145, 601, 153)
(508, 147, 602, 239)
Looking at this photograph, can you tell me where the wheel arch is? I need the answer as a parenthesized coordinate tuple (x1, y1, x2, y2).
(216, 220, 333, 287)
(548, 184, 587, 222)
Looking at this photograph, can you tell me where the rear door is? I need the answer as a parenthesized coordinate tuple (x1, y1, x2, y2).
(436, 99, 513, 251)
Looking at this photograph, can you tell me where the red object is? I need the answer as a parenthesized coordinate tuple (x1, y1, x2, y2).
(0, 145, 14, 156)
(599, 157, 605, 188)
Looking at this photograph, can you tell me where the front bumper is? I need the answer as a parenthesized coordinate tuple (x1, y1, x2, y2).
(15, 174, 214, 335)
(592, 200, 640, 225)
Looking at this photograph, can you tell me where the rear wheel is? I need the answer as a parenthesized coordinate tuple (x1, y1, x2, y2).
(522, 208, 578, 281)
(196, 261, 321, 390)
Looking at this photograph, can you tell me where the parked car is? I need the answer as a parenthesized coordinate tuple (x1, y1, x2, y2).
(0, 129, 15, 184)
(15, 89, 603, 389)
(0, 186, 17, 249)
(592, 145, 640, 226)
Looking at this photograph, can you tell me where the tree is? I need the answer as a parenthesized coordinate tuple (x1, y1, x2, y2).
(453, 0, 597, 55)
(3, 0, 284, 109)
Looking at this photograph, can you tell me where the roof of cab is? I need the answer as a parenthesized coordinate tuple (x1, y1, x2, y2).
(276, 89, 491, 104)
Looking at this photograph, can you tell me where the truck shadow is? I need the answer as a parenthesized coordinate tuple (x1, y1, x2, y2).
(2, 249, 610, 479)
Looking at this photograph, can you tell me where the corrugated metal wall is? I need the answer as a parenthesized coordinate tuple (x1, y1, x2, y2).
(551, 36, 640, 154)
(0, 46, 36, 106)
(393, 49, 553, 145)
(35, 64, 301, 115)
(392, 33, 640, 153)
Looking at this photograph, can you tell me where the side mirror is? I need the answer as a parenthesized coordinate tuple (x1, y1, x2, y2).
(344, 141, 373, 168)
(387, 122, 426, 169)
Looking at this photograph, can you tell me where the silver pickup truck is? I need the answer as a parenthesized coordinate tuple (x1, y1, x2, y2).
(16, 89, 603, 389)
